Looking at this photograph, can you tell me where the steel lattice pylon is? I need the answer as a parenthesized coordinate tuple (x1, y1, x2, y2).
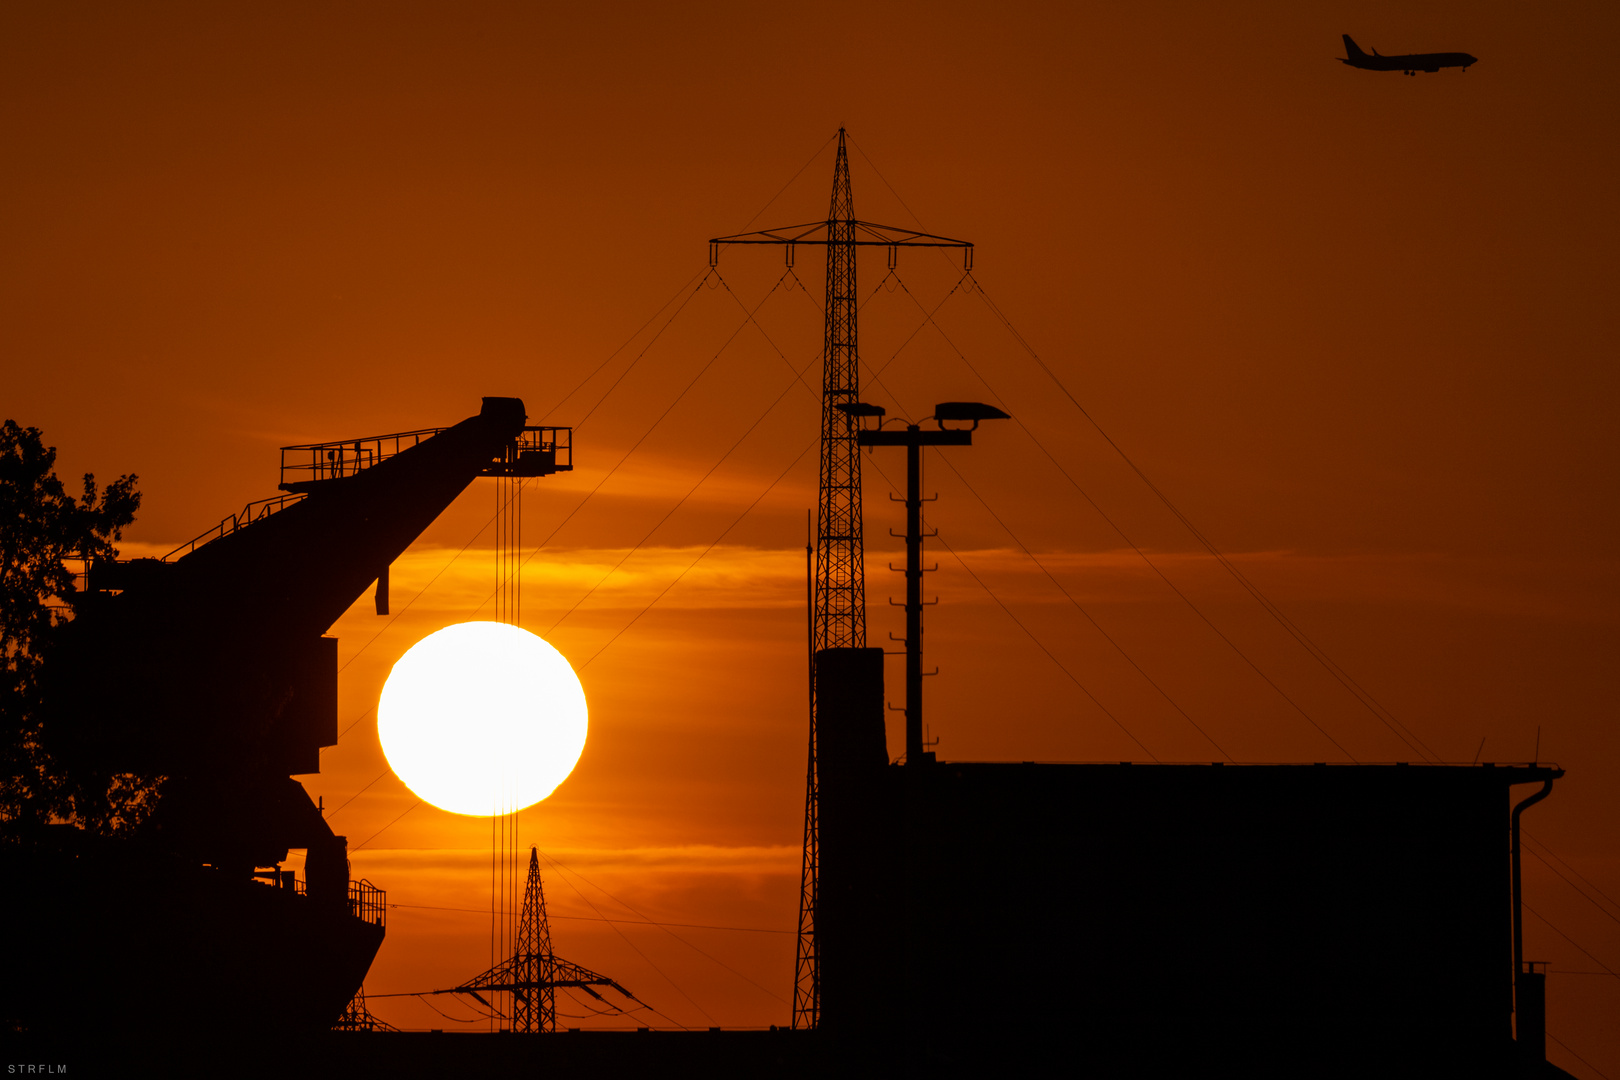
(332, 984, 398, 1032)
(806, 129, 863, 1034)
(710, 129, 972, 1030)
(435, 847, 640, 1032)
(511, 843, 555, 1033)
(815, 131, 867, 657)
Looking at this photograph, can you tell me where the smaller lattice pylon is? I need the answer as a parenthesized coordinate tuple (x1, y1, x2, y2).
(435, 847, 642, 1032)
(514, 842, 556, 1032)
(332, 984, 398, 1032)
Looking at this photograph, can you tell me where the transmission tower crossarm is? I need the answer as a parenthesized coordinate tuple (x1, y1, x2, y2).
(435, 965, 637, 1002)
(710, 220, 971, 249)
(441, 957, 631, 990)
(547, 958, 643, 1004)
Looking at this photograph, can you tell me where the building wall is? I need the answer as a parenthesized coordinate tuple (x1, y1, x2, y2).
(816, 651, 1549, 1073)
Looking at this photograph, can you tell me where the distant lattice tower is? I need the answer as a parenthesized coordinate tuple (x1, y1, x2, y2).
(437, 847, 640, 1030)
(332, 984, 396, 1032)
(511, 845, 556, 1033)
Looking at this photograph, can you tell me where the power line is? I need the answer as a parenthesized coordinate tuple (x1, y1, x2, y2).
(776, 270, 1199, 755)
(538, 272, 814, 635)
(335, 455, 539, 690)
(844, 134, 931, 241)
(967, 278, 1438, 761)
(1526, 831, 1620, 915)
(350, 799, 421, 853)
(1524, 901, 1620, 982)
(325, 769, 387, 819)
(837, 140, 1432, 763)
(331, 264, 749, 695)
(1548, 1030, 1614, 1080)
(709, 255, 1183, 769)
(559, 986, 632, 1018)
(537, 851, 789, 1005)
(535, 849, 707, 1028)
(736, 287, 1163, 761)
(869, 272, 968, 381)
(876, 270, 1360, 761)
(861, 441, 1156, 760)
(538, 266, 709, 426)
(927, 450, 1232, 761)
(732, 286, 1166, 764)
(1523, 843, 1620, 928)
(323, 301, 816, 810)
(732, 131, 840, 234)
(408, 993, 486, 1024)
(581, 436, 815, 670)
(321, 260, 808, 785)
(570, 270, 712, 431)
(324, 433, 811, 813)
(336, 705, 375, 742)
(385, 902, 791, 935)
(335, 505, 503, 676)
(501, 266, 788, 592)
(926, 525, 1158, 761)
(327, 267, 721, 694)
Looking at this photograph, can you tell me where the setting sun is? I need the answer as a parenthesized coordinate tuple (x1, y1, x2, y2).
(377, 621, 588, 816)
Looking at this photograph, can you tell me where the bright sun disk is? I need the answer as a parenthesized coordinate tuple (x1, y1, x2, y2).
(377, 621, 587, 816)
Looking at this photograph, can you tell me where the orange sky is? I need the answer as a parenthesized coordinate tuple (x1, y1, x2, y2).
(4, 2, 1616, 1068)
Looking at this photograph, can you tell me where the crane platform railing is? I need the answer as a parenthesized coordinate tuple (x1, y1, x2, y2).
(252, 870, 385, 929)
(279, 426, 572, 491)
(162, 493, 308, 562)
(349, 878, 386, 929)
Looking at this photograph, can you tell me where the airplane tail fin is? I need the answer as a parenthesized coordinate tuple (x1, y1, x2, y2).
(1342, 34, 1368, 60)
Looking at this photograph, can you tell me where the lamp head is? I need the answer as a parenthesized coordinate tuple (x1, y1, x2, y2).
(835, 401, 887, 429)
(933, 401, 1010, 430)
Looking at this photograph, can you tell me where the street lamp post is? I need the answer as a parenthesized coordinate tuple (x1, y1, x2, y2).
(848, 402, 1009, 765)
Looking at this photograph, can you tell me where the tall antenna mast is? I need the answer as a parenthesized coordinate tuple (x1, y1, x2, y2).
(710, 129, 972, 1029)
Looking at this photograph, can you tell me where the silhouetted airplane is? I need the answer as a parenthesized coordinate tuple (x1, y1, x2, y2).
(1340, 34, 1477, 75)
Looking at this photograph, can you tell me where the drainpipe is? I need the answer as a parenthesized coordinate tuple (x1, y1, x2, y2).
(1511, 776, 1555, 1060)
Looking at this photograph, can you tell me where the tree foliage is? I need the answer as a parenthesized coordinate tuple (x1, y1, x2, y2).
(0, 419, 144, 837)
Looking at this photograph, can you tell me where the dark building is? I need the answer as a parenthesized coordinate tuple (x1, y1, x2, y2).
(816, 647, 1564, 1077)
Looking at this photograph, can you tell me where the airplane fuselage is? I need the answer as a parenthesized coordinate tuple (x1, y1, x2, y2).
(1340, 35, 1476, 75)
(1344, 51, 1476, 74)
